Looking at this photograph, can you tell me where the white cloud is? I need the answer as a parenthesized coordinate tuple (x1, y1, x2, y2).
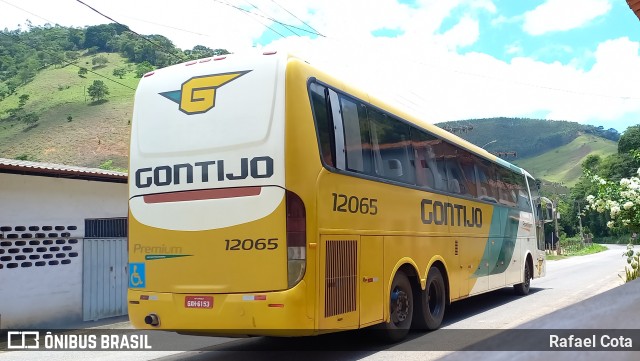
(468, 0, 497, 14)
(436, 16, 480, 49)
(505, 42, 523, 56)
(491, 14, 521, 27)
(523, 0, 612, 35)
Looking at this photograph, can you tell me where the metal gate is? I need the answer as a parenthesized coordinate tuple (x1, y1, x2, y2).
(82, 238, 128, 321)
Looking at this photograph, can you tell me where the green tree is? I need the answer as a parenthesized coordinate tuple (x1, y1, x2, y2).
(68, 28, 84, 49)
(84, 24, 127, 51)
(65, 51, 80, 61)
(184, 46, 230, 60)
(582, 154, 601, 171)
(112, 67, 127, 79)
(92, 55, 109, 67)
(87, 80, 109, 102)
(18, 94, 29, 107)
(17, 66, 36, 85)
(618, 125, 640, 155)
(599, 153, 639, 180)
(135, 61, 154, 77)
(22, 112, 39, 125)
(0, 83, 9, 101)
(78, 67, 88, 77)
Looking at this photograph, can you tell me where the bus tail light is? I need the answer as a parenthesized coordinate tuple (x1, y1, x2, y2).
(286, 190, 306, 288)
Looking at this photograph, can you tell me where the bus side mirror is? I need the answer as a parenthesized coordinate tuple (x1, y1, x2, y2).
(546, 203, 554, 221)
(540, 197, 554, 223)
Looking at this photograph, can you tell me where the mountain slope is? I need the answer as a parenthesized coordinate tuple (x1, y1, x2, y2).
(436, 118, 619, 159)
(513, 134, 617, 186)
(0, 52, 136, 169)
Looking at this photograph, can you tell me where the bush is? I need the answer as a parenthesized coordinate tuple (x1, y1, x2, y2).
(622, 244, 640, 282)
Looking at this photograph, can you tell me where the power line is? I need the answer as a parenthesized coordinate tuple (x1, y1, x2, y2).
(0, 0, 56, 26)
(243, 0, 300, 37)
(115, 14, 210, 37)
(0, 31, 136, 91)
(212, 0, 324, 37)
(330, 49, 640, 104)
(74, 0, 185, 63)
(269, 0, 324, 37)
(232, 2, 288, 40)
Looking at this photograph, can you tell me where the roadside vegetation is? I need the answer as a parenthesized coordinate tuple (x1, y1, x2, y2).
(582, 132, 640, 282)
(546, 236, 608, 260)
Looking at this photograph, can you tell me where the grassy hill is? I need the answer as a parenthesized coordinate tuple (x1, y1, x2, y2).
(0, 52, 137, 169)
(437, 118, 619, 159)
(513, 134, 617, 186)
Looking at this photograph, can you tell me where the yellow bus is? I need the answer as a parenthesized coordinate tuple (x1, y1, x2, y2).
(127, 52, 547, 341)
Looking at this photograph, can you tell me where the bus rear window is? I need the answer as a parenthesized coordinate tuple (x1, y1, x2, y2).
(309, 83, 334, 167)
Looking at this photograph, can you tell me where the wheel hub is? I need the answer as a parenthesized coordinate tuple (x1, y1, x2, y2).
(392, 288, 409, 322)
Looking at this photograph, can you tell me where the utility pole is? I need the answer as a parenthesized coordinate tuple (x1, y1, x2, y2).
(493, 151, 517, 159)
(442, 125, 474, 134)
(578, 213, 584, 245)
(553, 201, 560, 253)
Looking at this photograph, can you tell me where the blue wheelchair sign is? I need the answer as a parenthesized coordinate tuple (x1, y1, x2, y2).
(129, 263, 146, 288)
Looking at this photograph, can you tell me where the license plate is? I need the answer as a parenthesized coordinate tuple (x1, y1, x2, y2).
(184, 296, 213, 309)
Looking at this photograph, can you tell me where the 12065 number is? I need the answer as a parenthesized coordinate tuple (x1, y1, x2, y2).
(332, 193, 378, 215)
(225, 238, 278, 251)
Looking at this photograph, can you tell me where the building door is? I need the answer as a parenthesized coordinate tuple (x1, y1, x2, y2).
(82, 218, 128, 321)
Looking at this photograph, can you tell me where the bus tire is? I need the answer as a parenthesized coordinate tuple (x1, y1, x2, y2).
(379, 270, 413, 342)
(414, 266, 446, 330)
(514, 259, 531, 295)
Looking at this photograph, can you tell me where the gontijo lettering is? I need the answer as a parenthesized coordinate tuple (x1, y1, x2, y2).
(421, 199, 483, 227)
(135, 156, 274, 188)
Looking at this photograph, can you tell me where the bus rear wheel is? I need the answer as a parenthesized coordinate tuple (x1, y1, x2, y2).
(414, 266, 446, 330)
(514, 260, 531, 295)
(379, 270, 413, 342)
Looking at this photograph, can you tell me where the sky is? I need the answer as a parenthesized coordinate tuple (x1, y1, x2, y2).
(1, 0, 640, 133)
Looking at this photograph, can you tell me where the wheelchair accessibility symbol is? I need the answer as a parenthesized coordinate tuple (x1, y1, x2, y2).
(129, 263, 146, 288)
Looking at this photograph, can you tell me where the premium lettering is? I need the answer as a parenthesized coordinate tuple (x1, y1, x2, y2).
(420, 199, 482, 227)
(135, 156, 274, 188)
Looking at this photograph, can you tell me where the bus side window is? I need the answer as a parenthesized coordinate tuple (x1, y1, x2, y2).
(443, 147, 472, 196)
(475, 159, 498, 203)
(368, 109, 414, 184)
(339, 96, 373, 175)
(431, 141, 452, 192)
(458, 152, 479, 198)
(411, 128, 439, 189)
(496, 167, 517, 207)
(515, 175, 531, 212)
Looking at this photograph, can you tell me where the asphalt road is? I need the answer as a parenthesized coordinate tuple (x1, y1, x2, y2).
(0, 244, 631, 361)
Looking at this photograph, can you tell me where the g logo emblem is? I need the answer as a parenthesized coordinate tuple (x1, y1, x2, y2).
(159, 70, 251, 115)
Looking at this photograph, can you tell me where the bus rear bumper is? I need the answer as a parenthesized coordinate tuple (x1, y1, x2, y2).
(127, 281, 315, 337)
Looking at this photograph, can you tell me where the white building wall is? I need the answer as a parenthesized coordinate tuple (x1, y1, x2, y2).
(0, 173, 127, 329)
